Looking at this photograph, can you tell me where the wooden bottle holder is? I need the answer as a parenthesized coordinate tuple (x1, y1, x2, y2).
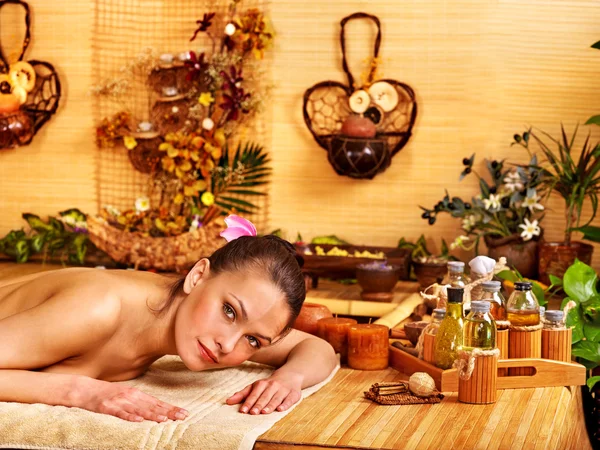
(389, 344, 586, 392)
(542, 328, 572, 363)
(497, 329, 509, 376)
(423, 332, 435, 364)
(457, 354, 498, 404)
(508, 328, 541, 376)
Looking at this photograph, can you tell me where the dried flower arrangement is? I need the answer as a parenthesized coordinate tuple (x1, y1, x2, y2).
(89, 1, 273, 269)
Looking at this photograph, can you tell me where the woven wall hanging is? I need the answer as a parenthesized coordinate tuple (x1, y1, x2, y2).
(302, 12, 417, 179)
(0, 0, 61, 150)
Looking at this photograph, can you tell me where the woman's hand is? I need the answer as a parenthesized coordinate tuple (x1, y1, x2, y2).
(226, 372, 303, 414)
(73, 377, 189, 423)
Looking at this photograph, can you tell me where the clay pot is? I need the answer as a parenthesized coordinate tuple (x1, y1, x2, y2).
(293, 303, 333, 336)
(356, 264, 400, 302)
(412, 260, 447, 290)
(538, 241, 594, 285)
(485, 233, 541, 279)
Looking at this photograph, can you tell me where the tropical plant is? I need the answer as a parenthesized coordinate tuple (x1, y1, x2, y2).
(0, 209, 90, 264)
(512, 126, 600, 245)
(420, 153, 546, 253)
(543, 260, 600, 390)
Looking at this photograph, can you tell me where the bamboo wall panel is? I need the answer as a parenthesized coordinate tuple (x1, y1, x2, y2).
(0, 0, 599, 270)
(267, 0, 600, 270)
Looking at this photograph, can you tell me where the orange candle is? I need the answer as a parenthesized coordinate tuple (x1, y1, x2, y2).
(317, 317, 358, 364)
(347, 324, 389, 370)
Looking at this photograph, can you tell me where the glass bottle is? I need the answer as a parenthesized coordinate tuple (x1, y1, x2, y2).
(540, 306, 546, 322)
(426, 308, 446, 337)
(463, 301, 497, 350)
(543, 310, 565, 329)
(506, 281, 540, 326)
(481, 280, 507, 320)
(434, 287, 464, 369)
(442, 261, 471, 288)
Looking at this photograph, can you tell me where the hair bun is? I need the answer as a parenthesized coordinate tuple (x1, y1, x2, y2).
(264, 234, 304, 268)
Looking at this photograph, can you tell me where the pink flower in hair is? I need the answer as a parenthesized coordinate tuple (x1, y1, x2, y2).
(220, 214, 257, 242)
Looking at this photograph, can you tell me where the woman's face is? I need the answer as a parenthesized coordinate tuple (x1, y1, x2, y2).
(175, 263, 290, 370)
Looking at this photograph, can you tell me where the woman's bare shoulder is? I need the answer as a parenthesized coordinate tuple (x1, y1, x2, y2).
(0, 268, 132, 321)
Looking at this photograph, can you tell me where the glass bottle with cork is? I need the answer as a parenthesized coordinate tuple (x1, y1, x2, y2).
(434, 287, 464, 369)
(543, 310, 565, 329)
(480, 280, 506, 320)
(442, 261, 470, 288)
(506, 281, 540, 326)
(463, 301, 497, 350)
(426, 308, 446, 336)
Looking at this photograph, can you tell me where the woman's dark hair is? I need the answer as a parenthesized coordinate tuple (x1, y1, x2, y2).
(164, 235, 305, 331)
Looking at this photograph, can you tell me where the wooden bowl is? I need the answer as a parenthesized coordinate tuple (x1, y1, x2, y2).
(403, 321, 429, 346)
(295, 243, 411, 281)
(356, 264, 400, 302)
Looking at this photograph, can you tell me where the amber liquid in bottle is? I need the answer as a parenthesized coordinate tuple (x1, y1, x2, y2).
(507, 309, 540, 326)
(490, 302, 507, 321)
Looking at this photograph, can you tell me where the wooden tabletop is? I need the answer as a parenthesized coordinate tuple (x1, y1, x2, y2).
(0, 262, 591, 450)
(256, 367, 589, 450)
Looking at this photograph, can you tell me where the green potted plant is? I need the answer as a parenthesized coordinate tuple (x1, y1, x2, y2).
(512, 126, 600, 284)
(398, 234, 456, 289)
(420, 153, 546, 278)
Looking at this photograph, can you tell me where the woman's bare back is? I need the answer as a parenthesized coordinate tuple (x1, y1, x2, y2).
(0, 268, 174, 381)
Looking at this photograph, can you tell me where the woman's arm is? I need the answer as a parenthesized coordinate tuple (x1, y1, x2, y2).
(0, 285, 187, 422)
(227, 329, 337, 414)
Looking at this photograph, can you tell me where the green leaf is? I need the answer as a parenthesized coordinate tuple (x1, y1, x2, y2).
(30, 234, 46, 253)
(573, 225, 600, 243)
(572, 340, 600, 363)
(22, 213, 52, 232)
(496, 269, 519, 283)
(592, 40, 600, 50)
(531, 281, 547, 307)
(587, 376, 600, 390)
(563, 260, 598, 303)
(582, 295, 600, 324)
(15, 239, 30, 263)
(584, 321, 600, 342)
(579, 359, 599, 370)
(563, 301, 584, 344)
(548, 274, 563, 287)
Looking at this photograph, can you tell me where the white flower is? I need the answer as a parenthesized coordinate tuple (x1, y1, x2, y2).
(522, 193, 544, 213)
(74, 221, 88, 230)
(519, 218, 541, 241)
(503, 171, 524, 193)
(104, 205, 121, 216)
(483, 193, 501, 210)
(462, 214, 478, 232)
(61, 215, 76, 226)
(224, 23, 236, 36)
(135, 196, 150, 212)
(202, 117, 214, 131)
(451, 235, 470, 250)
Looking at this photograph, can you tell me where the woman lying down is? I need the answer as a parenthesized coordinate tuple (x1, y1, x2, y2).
(0, 216, 337, 423)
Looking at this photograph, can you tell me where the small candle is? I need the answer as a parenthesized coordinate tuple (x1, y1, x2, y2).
(317, 317, 357, 364)
(347, 324, 389, 370)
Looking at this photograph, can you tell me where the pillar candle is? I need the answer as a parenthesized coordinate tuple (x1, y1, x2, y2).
(347, 324, 389, 370)
(317, 317, 358, 364)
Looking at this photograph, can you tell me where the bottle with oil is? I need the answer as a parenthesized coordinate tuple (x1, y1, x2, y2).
(463, 301, 496, 350)
(442, 261, 471, 288)
(434, 287, 464, 369)
(480, 280, 507, 320)
(506, 281, 540, 326)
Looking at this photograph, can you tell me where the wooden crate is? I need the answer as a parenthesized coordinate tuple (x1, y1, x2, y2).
(389, 344, 586, 392)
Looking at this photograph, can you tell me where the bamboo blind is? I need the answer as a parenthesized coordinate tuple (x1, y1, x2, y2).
(0, 0, 599, 270)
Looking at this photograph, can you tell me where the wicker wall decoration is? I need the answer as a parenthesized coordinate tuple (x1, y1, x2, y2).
(302, 12, 417, 180)
(0, 0, 60, 150)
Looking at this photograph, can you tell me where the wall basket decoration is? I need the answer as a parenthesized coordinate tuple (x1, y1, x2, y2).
(303, 12, 417, 179)
(0, 0, 61, 150)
